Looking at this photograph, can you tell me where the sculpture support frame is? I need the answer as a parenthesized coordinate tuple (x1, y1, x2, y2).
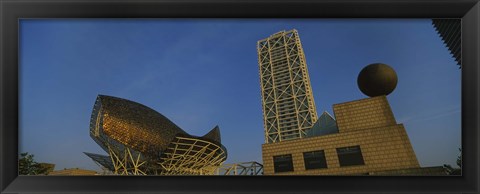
(107, 145, 147, 175)
(158, 136, 227, 175)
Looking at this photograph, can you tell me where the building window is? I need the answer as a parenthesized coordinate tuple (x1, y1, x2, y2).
(303, 150, 327, 170)
(273, 154, 294, 173)
(336, 146, 365, 167)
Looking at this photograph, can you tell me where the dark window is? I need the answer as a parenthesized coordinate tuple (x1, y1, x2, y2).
(303, 150, 327, 170)
(336, 146, 365, 167)
(273, 154, 294, 173)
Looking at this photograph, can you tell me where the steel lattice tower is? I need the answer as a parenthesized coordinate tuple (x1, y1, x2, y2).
(257, 29, 318, 143)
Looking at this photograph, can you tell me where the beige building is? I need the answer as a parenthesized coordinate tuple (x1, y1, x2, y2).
(257, 30, 452, 176)
(262, 96, 421, 175)
(48, 168, 98, 175)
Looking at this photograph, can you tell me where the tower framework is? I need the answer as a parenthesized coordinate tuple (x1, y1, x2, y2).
(257, 29, 318, 143)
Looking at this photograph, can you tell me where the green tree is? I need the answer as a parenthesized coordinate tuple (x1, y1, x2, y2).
(457, 148, 462, 168)
(443, 148, 462, 175)
(18, 152, 52, 175)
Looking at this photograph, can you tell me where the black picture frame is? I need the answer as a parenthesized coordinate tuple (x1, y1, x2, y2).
(1, 0, 479, 193)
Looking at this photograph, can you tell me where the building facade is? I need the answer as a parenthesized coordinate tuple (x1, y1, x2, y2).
(257, 30, 453, 176)
(257, 29, 318, 143)
(262, 96, 420, 175)
(432, 19, 461, 68)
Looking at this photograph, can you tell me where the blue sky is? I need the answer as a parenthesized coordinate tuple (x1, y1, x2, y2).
(19, 19, 461, 172)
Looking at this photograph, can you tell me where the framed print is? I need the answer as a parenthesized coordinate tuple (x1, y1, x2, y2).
(1, 0, 479, 193)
